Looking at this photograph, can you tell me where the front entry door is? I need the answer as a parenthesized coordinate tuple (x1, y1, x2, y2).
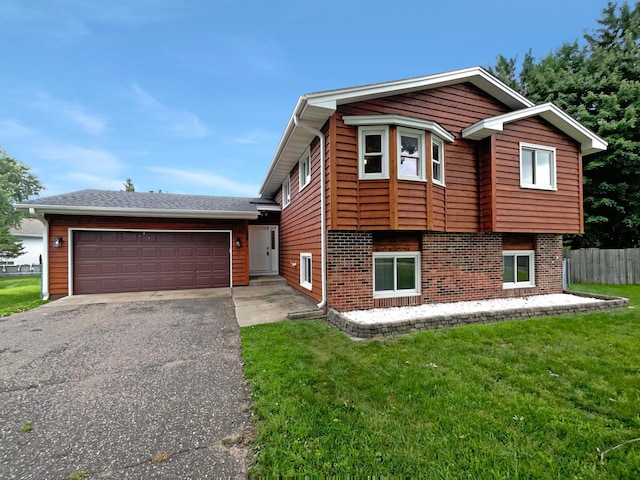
(249, 225, 278, 275)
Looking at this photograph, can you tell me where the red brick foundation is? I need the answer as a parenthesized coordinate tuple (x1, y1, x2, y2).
(326, 231, 565, 311)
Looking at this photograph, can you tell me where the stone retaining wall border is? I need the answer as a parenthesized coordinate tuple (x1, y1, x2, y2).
(327, 292, 629, 338)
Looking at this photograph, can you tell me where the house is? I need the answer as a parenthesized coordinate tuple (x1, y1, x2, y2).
(15, 67, 607, 310)
(2, 218, 44, 268)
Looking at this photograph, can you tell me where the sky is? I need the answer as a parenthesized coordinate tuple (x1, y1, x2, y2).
(0, 0, 611, 199)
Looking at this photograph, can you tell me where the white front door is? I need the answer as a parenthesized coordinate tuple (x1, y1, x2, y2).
(249, 225, 278, 275)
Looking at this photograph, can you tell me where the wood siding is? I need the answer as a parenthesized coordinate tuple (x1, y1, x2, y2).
(46, 215, 248, 296)
(492, 117, 583, 233)
(276, 134, 324, 302)
(332, 83, 510, 232)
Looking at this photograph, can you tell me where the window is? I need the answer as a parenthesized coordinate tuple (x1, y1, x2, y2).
(503, 250, 535, 288)
(300, 253, 312, 290)
(520, 143, 556, 190)
(373, 252, 420, 297)
(432, 136, 445, 185)
(282, 176, 290, 208)
(398, 128, 426, 180)
(358, 126, 389, 179)
(299, 150, 311, 190)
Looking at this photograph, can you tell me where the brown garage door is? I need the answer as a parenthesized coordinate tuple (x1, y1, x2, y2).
(73, 231, 230, 294)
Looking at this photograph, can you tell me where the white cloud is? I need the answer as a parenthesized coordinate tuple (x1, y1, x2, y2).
(0, 119, 36, 138)
(55, 172, 124, 191)
(33, 145, 123, 176)
(149, 167, 259, 196)
(30, 93, 107, 135)
(129, 83, 210, 139)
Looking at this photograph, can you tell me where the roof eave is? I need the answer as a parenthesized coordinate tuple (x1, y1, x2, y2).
(14, 204, 259, 220)
(462, 103, 608, 155)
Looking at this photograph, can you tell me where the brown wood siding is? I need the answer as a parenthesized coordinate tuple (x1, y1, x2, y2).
(503, 233, 535, 250)
(397, 180, 427, 229)
(278, 134, 324, 302)
(493, 117, 583, 233)
(332, 83, 510, 232)
(479, 137, 496, 232)
(46, 215, 248, 296)
(372, 232, 420, 252)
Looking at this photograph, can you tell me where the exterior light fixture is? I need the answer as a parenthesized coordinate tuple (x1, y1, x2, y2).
(236, 237, 241, 247)
(53, 236, 63, 248)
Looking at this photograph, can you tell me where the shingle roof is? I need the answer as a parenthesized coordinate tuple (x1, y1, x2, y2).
(15, 189, 278, 219)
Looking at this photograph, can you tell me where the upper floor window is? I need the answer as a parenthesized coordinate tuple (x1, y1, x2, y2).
(520, 143, 556, 190)
(398, 128, 426, 181)
(432, 136, 445, 185)
(358, 126, 389, 180)
(299, 149, 311, 190)
(282, 176, 291, 208)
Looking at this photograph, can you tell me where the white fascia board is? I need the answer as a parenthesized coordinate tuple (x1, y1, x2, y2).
(305, 67, 534, 110)
(259, 98, 336, 198)
(462, 103, 607, 155)
(14, 204, 259, 220)
(256, 204, 282, 212)
(343, 114, 455, 142)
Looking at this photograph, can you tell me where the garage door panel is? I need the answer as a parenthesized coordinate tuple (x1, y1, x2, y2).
(73, 231, 230, 294)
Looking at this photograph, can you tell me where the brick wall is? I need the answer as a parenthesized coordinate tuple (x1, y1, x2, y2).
(327, 231, 373, 311)
(421, 232, 503, 303)
(326, 230, 565, 312)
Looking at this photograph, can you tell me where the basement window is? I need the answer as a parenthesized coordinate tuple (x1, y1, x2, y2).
(300, 253, 312, 290)
(373, 252, 420, 298)
(503, 250, 535, 288)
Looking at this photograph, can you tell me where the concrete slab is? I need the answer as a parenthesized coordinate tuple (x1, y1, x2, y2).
(40, 288, 232, 308)
(232, 284, 322, 327)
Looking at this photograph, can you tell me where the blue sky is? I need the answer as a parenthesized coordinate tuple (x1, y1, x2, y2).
(0, 0, 609, 198)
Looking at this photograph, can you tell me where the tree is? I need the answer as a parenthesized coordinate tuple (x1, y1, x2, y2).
(123, 178, 135, 192)
(0, 148, 44, 258)
(489, 1, 640, 248)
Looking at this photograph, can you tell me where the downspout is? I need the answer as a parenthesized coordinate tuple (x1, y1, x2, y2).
(28, 208, 50, 300)
(293, 115, 327, 309)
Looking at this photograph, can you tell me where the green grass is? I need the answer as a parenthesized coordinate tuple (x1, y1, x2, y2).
(0, 276, 46, 316)
(241, 284, 640, 478)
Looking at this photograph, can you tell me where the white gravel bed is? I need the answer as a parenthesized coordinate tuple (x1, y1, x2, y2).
(343, 293, 602, 324)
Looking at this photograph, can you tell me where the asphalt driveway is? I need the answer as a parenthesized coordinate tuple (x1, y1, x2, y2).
(0, 293, 254, 479)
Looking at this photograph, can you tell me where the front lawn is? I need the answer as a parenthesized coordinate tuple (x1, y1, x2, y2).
(240, 285, 640, 477)
(0, 276, 46, 316)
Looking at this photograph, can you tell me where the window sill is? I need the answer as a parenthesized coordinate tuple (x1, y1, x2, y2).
(359, 175, 390, 181)
(373, 291, 421, 299)
(300, 282, 312, 291)
(503, 283, 535, 289)
(398, 176, 427, 182)
(432, 180, 446, 187)
(520, 184, 557, 191)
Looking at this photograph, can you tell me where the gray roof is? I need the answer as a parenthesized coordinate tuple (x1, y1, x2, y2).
(15, 189, 279, 220)
(9, 218, 44, 237)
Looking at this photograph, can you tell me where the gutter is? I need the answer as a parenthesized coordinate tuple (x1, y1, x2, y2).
(293, 115, 327, 310)
(13, 205, 259, 220)
(27, 208, 49, 300)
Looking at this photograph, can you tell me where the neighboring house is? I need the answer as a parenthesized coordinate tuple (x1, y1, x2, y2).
(2, 218, 44, 266)
(15, 67, 606, 310)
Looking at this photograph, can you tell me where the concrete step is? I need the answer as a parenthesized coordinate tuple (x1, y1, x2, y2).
(249, 275, 287, 286)
(287, 309, 327, 320)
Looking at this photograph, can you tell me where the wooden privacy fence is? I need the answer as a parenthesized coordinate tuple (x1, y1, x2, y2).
(564, 248, 640, 284)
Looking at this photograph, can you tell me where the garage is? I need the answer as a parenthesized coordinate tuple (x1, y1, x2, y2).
(72, 230, 231, 294)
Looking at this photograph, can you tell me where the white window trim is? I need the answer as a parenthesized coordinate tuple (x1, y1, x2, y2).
(503, 250, 535, 289)
(300, 253, 312, 290)
(298, 148, 311, 191)
(431, 136, 446, 186)
(373, 251, 421, 298)
(519, 142, 557, 191)
(397, 127, 426, 181)
(282, 176, 291, 208)
(358, 125, 389, 180)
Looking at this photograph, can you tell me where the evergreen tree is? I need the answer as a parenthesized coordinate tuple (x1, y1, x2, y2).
(490, 1, 640, 248)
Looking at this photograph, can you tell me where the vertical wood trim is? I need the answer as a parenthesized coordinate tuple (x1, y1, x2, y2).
(329, 113, 338, 231)
(389, 126, 398, 229)
(244, 219, 250, 279)
(490, 135, 498, 232)
(578, 151, 584, 234)
(426, 132, 434, 231)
